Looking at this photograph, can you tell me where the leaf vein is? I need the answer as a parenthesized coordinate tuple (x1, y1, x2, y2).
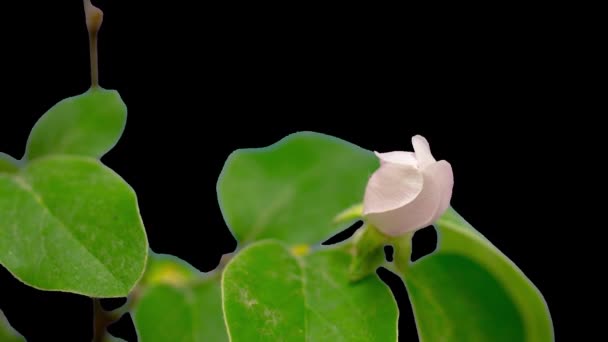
(11, 175, 126, 291)
(294, 255, 310, 342)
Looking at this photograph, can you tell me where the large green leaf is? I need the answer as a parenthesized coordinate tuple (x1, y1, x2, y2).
(222, 240, 398, 341)
(403, 208, 554, 341)
(0, 153, 19, 174)
(217, 131, 378, 245)
(132, 253, 228, 342)
(0, 155, 148, 297)
(24, 88, 127, 161)
(0, 310, 25, 342)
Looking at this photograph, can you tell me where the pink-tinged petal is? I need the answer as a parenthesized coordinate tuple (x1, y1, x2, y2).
(423, 160, 454, 224)
(374, 151, 418, 167)
(363, 163, 424, 215)
(412, 135, 436, 168)
(364, 168, 442, 237)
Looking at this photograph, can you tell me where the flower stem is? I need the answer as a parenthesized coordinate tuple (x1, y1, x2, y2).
(349, 224, 389, 282)
(83, 1, 103, 88)
(391, 231, 414, 275)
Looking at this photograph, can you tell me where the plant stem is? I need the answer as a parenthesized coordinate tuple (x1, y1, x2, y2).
(391, 231, 414, 275)
(89, 30, 99, 88)
(348, 224, 388, 282)
(218, 252, 236, 270)
(83, 0, 103, 88)
(92, 298, 109, 342)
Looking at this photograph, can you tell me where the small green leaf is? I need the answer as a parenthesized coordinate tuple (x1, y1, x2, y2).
(133, 281, 228, 342)
(222, 240, 398, 341)
(217, 132, 378, 245)
(24, 88, 127, 161)
(0, 310, 25, 342)
(403, 208, 554, 341)
(0, 153, 20, 174)
(132, 255, 227, 341)
(139, 252, 202, 288)
(0, 155, 148, 297)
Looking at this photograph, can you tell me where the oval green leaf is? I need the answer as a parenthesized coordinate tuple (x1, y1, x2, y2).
(0, 155, 148, 297)
(132, 258, 228, 342)
(403, 208, 554, 341)
(24, 88, 127, 161)
(0, 153, 20, 174)
(217, 132, 378, 245)
(0, 310, 25, 342)
(222, 240, 398, 341)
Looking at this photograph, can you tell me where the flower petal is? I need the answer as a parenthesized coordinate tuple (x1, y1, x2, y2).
(412, 135, 436, 168)
(363, 163, 424, 215)
(364, 166, 442, 236)
(374, 151, 418, 167)
(423, 160, 454, 224)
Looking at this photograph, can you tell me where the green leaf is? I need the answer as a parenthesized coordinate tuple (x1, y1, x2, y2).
(0, 310, 25, 342)
(403, 208, 554, 341)
(0, 155, 148, 297)
(24, 88, 127, 161)
(138, 252, 202, 288)
(132, 254, 227, 341)
(217, 131, 378, 245)
(133, 281, 228, 342)
(0, 153, 20, 174)
(222, 240, 398, 341)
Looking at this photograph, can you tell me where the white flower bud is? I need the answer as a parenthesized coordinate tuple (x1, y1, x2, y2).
(363, 135, 454, 237)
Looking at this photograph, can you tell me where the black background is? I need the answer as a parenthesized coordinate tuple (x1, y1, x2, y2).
(0, 1, 591, 341)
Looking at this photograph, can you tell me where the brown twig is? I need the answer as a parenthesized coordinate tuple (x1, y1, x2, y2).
(83, 0, 103, 87)
(92, 298, 110, 342)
